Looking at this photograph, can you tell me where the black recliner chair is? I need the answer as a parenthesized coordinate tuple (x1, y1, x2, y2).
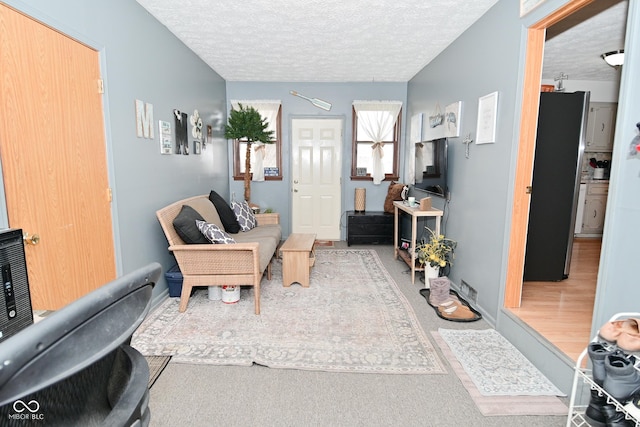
(0, 262, 161, 426)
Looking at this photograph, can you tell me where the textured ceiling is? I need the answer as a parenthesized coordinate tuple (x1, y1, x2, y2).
(135, 0, 627, 83)
(543, 0, 627, 83)
(135, 0, 499, 82)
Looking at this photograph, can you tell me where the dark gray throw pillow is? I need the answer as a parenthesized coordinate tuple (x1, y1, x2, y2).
(208, 190, 241, 234)
(173, 205, 211, 244)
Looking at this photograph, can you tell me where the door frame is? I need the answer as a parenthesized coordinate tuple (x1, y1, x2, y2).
(504, 0, 596, 307)
(289, 116, 344, 239)
(0, 2, 121, 274)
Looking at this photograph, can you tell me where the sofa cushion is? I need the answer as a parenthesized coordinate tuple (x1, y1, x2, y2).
(209, 190, 241, 234)
(231, 200, 257, 231)
(185, 197, 223, 229)
(173, 205, 210, 244)
(196, 220, 236, 244)
(233, 224, 281, 243)
(383, 181, 406, 213)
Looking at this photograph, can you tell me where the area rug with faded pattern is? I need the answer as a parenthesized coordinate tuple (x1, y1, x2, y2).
(132, 249, 446, 375)
(436, 328, 566, 397)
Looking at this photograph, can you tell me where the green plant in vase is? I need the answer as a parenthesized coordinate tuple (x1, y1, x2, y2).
(224, 103, 274, 203)
(416, 227, 457, 277)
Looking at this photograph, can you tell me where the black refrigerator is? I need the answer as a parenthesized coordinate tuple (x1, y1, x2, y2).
(523, 91, 589, 281)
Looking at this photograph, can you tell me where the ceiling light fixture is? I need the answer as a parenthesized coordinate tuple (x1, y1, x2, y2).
(601, 50, 624, 68)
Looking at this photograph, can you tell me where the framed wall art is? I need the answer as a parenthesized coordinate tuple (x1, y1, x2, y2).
(476, 92, 499, 145)
(174, 109, 188, 154)
(158, 120, 172, 154)
(444, 101, 462, 138)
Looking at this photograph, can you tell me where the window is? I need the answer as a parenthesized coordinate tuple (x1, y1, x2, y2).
(231, 100, 282, 181)
(351, 101, 402, 184)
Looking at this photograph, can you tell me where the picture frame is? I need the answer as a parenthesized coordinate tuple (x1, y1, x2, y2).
(476, 92, 499, 144)
(193, 140, 201, 155)
(410, 113, 423, 143)
(520, 0, 546, 17)
(174, 109, 188, 155)
(158, 120, 172, 155)
(444, 101, 462, 138)
(356, 167, 368, 177)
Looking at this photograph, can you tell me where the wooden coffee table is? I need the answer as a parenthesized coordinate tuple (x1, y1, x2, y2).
(280, 233, 316, 287)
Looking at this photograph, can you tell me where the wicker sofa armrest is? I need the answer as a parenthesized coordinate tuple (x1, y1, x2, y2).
(255, 213, 279, 225)
(168, 242, 260, 276)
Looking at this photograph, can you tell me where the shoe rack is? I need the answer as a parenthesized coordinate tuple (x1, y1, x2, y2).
(567, 312, 640, 427)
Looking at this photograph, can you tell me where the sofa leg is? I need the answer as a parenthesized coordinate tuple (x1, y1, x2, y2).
(266, 260, 272, 280)
(178, 284, 192, 312)
(254, 283, 260, 315)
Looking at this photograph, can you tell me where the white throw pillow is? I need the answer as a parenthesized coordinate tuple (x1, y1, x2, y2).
(231, 200, 257, 232)
(196, 220, 236, 244)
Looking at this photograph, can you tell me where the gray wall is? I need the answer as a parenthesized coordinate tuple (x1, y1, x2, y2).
(1, 0, 228, 304)
(408, 0, 640, 392)
(407, 0, 522, 323)
(226, 82, 408, 239)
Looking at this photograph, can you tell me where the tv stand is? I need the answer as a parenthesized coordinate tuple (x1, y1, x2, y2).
(393, 201, 443, 284)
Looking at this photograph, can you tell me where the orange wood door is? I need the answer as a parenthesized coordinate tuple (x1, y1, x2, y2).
(0, 5, 115, 310)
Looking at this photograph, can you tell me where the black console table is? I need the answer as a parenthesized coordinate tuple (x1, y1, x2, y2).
(346, 210, 394, 246)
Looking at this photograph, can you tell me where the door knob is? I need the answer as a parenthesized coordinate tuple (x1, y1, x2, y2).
(23, 232, 40, 245)
(294, 189, 298, 193)
(294, 180, 299, 184)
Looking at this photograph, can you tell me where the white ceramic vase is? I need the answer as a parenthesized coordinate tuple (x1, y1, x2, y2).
(424, 264, 440, 287)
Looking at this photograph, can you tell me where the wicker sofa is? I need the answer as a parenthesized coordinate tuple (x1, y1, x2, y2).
(156, 194, 281, 314)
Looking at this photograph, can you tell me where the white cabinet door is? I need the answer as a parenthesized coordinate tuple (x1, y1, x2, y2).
(582, 195, 607, 234)
(575, 184, 587, 234)
(586, 103, 617, 152)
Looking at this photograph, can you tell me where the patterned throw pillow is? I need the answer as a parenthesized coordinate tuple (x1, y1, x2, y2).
(196, 220, 236, 244)
(231, 200, 257, 232)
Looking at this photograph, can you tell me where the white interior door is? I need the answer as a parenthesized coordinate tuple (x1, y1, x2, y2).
(291, 119, 342, 240)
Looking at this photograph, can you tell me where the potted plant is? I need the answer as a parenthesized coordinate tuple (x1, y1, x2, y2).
(224, 103, 274, 203)
(415, 227, 457, 278)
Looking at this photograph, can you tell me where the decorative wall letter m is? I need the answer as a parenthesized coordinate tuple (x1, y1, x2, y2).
(135, 99, 154, 139)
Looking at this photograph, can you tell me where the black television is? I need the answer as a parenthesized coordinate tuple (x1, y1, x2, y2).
(413, 137, 448, 198)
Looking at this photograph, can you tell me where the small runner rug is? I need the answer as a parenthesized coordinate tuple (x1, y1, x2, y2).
(132, 249, 446, 375)
(436, 328, 565, 396)
(432, 331, 567, 416)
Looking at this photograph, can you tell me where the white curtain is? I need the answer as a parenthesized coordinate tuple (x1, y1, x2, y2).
(353, 101, 402, 185)
(230, 100, 280, 181)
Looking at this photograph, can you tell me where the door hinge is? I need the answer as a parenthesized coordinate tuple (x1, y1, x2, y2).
(526, 186, 532, 194)
(107, 188, 112, 202)
(97, 79, 104, 94)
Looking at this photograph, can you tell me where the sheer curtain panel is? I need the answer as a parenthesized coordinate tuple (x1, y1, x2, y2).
(353, 101, 402, 184)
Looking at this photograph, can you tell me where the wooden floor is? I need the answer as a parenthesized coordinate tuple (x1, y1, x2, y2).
(508, 238, 601, 362)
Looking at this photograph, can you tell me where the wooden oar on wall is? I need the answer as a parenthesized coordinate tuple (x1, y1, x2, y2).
(289, 90, 332, 111)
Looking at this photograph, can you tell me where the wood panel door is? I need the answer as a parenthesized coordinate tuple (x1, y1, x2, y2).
(0, 5, 115, 310)
(291, 119, 342, 240)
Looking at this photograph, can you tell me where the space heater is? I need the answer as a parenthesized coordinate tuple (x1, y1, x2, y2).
(0, 229, 33, 343)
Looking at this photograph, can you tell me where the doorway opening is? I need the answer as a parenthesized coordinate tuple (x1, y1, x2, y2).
(504, 0, 626, 362)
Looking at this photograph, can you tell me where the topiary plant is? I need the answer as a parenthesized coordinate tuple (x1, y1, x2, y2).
(224, 103, 274, 202)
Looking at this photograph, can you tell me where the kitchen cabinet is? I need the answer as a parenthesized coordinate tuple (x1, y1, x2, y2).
(574, 183, 587, 234)
(580, 183, 608, 235)
(585, 102, 617, 152)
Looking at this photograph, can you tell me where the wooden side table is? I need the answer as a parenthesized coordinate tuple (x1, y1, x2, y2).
(393, 201, 443, 284)
(280, 233, 316, 287)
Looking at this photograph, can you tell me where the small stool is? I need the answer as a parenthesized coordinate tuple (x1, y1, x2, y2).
(280, 233, 316, 287)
